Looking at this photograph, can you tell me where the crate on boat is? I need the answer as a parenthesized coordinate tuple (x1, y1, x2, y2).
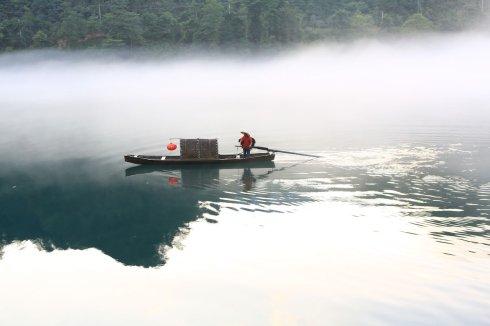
(179, 139, 219, 159)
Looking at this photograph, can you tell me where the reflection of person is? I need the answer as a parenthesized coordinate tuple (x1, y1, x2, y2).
(238, 131, 255, 158)
(241, 168, 256, 191)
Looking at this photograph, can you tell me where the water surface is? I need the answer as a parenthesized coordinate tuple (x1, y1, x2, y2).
(1, 38, 489, 325)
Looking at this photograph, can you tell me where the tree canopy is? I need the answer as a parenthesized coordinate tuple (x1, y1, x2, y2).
(0, 0, 487, 51)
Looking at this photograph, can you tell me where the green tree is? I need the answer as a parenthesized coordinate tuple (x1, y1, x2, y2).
(180, 1, 201, 43)
(328, 9, 351, 35)
(195, 0, 224, 44)
(19, 8, 39, 48)
(0, 23, 5, 50)
(401, 13, 434, 33)
(102, 10, 144, 47)
(245, 0, 268, 44)
(220, 0, 248, 45)
(30, 0, 64, 24)
(32, 30, 48, 48)
(424, 0, 481, 31)
(271, 1, 303, 42)
(57, 10, 87, 48)
(0, 0, 486, 51)
(101, 37, 125, 48)
(350, 13, 378, 37)
(142, 11, 178, 43)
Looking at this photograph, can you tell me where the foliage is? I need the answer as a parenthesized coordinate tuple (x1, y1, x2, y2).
(401, 13, 435, 33)
(196, 0, 224, 44)
(0, 0, 487, 51)
(32, 29, 48, 47)
(102, 10, 144, 47)
(350, 13, 378, 37)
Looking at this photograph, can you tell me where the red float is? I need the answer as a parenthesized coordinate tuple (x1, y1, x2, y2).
(167, 143, 177, 151)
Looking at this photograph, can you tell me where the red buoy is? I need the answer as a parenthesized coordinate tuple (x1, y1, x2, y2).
(167, 143, 177, 151)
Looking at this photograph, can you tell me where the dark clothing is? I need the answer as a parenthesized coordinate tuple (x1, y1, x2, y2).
(243, 148, 251, 157)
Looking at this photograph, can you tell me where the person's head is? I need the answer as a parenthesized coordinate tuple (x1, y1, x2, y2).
(241, 131, 250, 137)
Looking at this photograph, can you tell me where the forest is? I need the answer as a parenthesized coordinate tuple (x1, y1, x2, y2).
(0, 0, 488, 51)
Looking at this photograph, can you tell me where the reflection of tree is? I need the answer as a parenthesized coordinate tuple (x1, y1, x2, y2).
(0, 161, 205, 267)
(0, 160, 313, 267)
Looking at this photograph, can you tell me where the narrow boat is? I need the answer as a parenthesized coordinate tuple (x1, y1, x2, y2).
(125, 160, 275, 176)
(124, 152, 275, 166)
(124, 138, 275, 166)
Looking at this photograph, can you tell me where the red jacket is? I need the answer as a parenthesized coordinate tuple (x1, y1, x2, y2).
(239, 135, 253, 149)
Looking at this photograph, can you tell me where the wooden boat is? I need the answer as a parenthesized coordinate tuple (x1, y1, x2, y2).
(124, 138, 282, 166)
(125, 160, 275, 176)
(124, 152, 275, 166)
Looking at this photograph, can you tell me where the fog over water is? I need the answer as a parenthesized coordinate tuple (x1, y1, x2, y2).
(1, 32, 490, 160)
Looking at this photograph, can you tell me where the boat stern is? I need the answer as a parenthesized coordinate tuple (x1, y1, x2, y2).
(124, 154, 139, 164)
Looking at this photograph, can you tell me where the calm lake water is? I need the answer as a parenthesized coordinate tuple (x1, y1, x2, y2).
(1, 40, 490, 325)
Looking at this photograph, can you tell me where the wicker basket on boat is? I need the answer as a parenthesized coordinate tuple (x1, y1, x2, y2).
(179, 139, 218, 159)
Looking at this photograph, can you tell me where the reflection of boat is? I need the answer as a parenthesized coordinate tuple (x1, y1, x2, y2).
(125, 160, 276, 176)
(124, 153, 275, 166)
(125, 138, 275, 165)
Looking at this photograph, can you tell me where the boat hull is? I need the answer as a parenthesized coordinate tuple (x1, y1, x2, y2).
(124, 153, 275, 165)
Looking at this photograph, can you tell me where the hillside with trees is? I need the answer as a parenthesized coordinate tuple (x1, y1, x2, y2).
(0, 0, 487, 51)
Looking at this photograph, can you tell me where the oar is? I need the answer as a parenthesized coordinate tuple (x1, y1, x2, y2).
(254, 146, 322, 158)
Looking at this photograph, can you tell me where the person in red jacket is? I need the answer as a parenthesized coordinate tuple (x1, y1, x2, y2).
(239, 131, 255, 157)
